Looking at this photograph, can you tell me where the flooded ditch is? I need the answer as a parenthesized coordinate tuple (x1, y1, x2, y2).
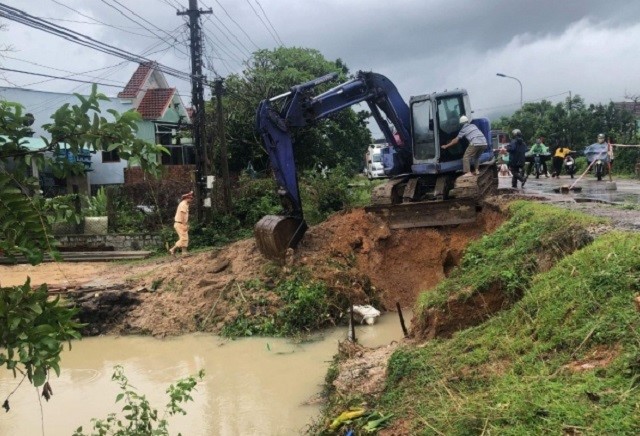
(0, 312, 410, 436)
(1, 204, 507, 435)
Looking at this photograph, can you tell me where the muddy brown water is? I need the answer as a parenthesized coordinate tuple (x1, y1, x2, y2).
(0, 312, 409, 436)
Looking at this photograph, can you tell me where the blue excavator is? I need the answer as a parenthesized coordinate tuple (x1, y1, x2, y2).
(255, 71, 497, 260)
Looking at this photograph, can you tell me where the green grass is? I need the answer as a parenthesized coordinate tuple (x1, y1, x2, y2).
(415, 201, 603, 318)
(379, 231, 640, 434)
(315, 202, 640, 435)
(220, 271, 335, 338)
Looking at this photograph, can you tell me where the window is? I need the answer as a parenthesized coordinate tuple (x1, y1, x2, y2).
(102, 149, 120, 163)
(160, 145, 196, 165)
(156, 124, 173, 146)
(411, 99, 436, 161)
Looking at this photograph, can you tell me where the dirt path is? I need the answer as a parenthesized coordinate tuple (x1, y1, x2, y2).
(0, 262, 110, 287)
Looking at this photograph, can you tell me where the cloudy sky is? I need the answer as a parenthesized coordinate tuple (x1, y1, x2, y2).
(2, 0, 640, 132)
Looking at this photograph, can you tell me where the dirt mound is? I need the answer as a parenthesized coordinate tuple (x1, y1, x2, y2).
(69, 206, 504, 336)
(297, 207, 504, 309)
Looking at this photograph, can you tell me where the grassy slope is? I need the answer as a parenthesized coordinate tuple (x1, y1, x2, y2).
(377, 203, 640, 435)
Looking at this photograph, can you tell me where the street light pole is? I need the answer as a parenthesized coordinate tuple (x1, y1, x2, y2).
(496, 73, 523, 108)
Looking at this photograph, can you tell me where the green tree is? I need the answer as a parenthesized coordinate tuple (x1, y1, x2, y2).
(211, 47, 371, 175)
(1, 85, 165, 405)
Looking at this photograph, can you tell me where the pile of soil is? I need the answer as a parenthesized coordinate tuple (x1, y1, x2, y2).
(63, 206, 504, 337)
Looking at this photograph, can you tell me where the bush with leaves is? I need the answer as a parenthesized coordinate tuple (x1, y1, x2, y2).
(84, 186, 108, 217)
(231, 173, 279, 226)
(1, 86, 164, 402)
(73, 365, 204, 436)
(300, 164, 354, 224)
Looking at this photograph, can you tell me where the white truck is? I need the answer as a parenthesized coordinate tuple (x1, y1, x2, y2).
(365, 143, 388, 180)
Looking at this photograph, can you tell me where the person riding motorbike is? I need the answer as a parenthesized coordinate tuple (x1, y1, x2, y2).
(525, 137, 550, 178)
(584, 133, 610, 181)
(563, 151, 577, 178)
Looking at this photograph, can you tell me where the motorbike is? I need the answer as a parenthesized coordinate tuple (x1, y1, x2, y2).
(593, 158, 605, 181)
(525, 153, 550, 179)
(563, 152, 577, 178)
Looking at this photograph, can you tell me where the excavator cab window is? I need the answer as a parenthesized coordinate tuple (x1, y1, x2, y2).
(411, 99, 436, 161)
(437, 95, 466, 161)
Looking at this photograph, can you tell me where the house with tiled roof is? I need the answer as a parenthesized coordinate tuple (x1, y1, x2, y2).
(0, 62, 193, 192)
(117, 61, 193, 169)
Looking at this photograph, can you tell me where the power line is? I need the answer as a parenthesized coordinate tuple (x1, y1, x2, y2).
(246, 0, 283, 46)
(208, 0, 260, 51)
(48, 0, 155, 39)
(2, 55, 127, 85)
(154, 0, 183, 10)
(0, 66, 126, 88)
(254, 0, 284, 45)
(98, 0, 190, 58)
(11, 28, 188, 113)
(202, 13, 252, 58)
(0, 3, 194, 83)
(202, 17, 251, 56)
(202, 27, 244, 64)
(202, 32, 234, 75)
(41, 16, 158, 37)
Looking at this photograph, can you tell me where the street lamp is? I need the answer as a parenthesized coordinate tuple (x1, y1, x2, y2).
(496, 73, 523, 108)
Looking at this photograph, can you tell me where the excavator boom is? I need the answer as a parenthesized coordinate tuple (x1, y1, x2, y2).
(255, 71, 497, 261)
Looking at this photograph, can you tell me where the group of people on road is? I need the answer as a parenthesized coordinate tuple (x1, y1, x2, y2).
(494, 130, 613, 189)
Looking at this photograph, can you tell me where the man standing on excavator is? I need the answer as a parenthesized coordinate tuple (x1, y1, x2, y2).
(442, 115, 487, 177)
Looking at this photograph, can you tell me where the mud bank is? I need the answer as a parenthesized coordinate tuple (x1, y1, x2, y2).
(54, 205, 505, 337)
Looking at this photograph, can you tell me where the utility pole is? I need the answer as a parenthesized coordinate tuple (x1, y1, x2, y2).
(213, 78, 232, 212)
(568, 91, 572, 147)
(178, 0, 211, 220)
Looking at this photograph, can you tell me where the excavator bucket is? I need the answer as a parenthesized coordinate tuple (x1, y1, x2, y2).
(365, 199, 477, 229)
(254, 215, 308, 262)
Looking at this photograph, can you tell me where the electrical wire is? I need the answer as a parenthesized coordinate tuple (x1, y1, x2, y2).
(202, 27, 244, 64)
(245, 0, 282, 46)
(41, 16, 158, 37)
(253, 0, 284, 46)
(16, 25, 188, 113)
(0, 66, 126, 88)
(2, 55, 127, 86)
(208, 0, 260, 51)
(98, 0, 190, 59)
(154, 0, 182, 11)
(202, 13, 252, 58)
(0, 3, 194, 83)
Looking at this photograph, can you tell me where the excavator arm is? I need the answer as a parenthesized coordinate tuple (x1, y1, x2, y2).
(255, 71, 414, 260)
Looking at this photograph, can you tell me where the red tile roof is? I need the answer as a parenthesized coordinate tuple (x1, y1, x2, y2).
(117, 61, 156, 98)
(137, 88, 176, 119)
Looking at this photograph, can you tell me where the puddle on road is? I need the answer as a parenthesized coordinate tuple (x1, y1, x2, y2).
(499, 176, 640, 204)
(0, 311, 410, 436)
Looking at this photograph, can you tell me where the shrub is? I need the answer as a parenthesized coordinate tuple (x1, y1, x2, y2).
(300, 165, 352, 224)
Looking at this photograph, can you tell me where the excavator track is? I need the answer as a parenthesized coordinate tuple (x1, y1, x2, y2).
(365, 161, 497, 229)
(365, 198, 476, 229)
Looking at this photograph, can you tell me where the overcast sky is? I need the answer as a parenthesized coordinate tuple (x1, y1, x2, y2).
(2, 0, 640, 135)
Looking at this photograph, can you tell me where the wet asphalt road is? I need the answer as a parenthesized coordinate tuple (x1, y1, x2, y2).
(499, 173, 640, 204)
